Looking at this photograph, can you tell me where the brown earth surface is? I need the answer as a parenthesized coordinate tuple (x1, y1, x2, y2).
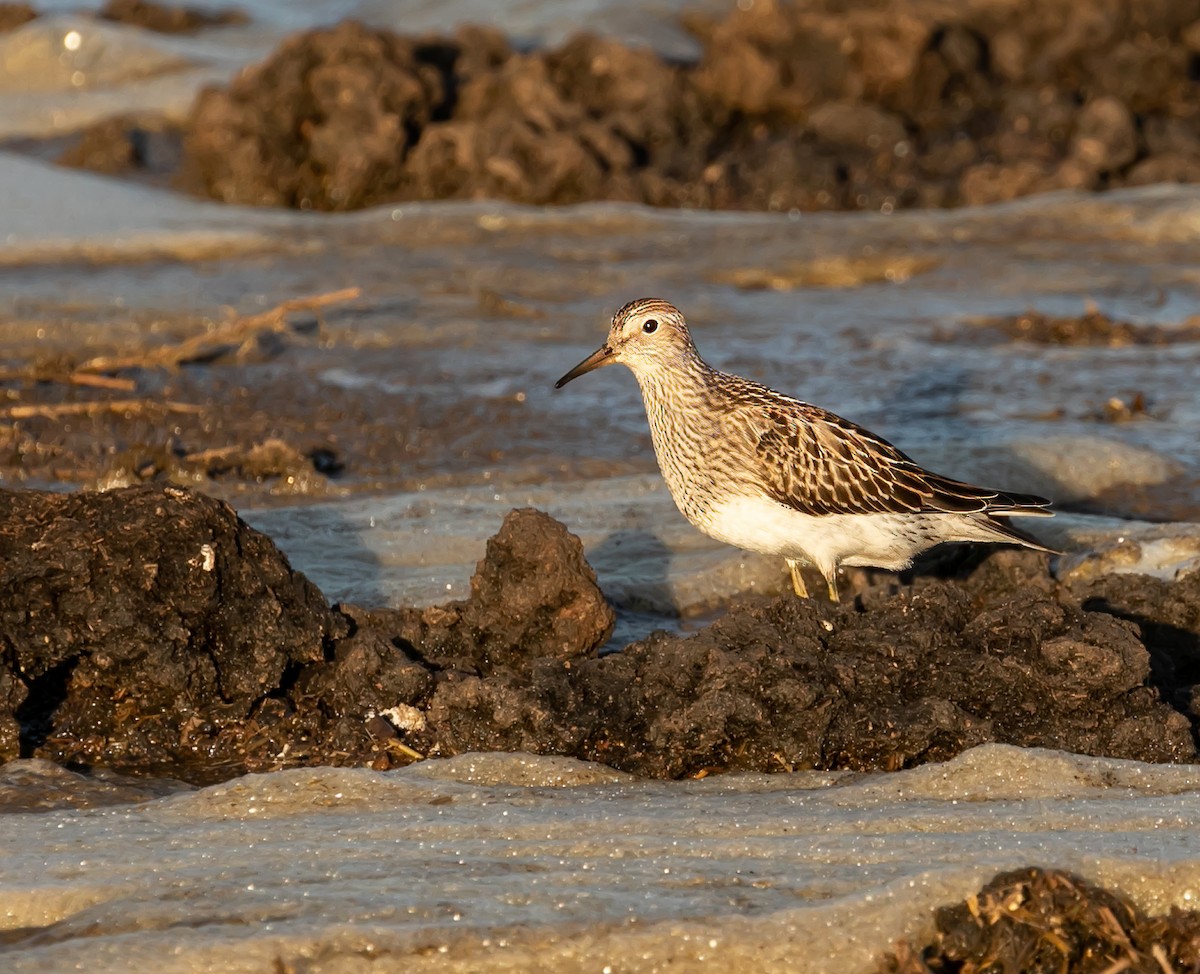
(881, 867, 1200, 974)
(0, 290, 569, 505)
(1, 484, 1197, 783)
(99, 0, 248, 34)
(56, 114, 182, 179)
(149, 0, 1200, 212)
(946, 307, 1200, 348)
(0, 3, 33, 33)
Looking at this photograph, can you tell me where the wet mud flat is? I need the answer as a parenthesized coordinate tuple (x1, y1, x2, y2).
(0, 286, 609, 504)
(0, 289, 393, 501)
(3, 224, 1200, 519)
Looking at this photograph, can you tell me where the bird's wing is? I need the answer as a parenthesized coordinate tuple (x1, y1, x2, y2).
(740, 397, 1051, 518)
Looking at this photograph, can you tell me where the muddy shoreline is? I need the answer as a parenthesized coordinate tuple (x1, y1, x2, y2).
(3, 288, 1198, 520)
(7, 0, 1200, 215)
(2, 482, 1197, 785)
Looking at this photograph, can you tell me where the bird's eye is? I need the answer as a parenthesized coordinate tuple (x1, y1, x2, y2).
(642, 319, 659, 334)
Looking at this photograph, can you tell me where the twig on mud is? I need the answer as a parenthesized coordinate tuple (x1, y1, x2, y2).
(74, 286, 361, 374)
(386, 740, 426, 762)
(181, 445, 243, 465)
(0, 370, 137, 392)
(0, 399, 205, 420)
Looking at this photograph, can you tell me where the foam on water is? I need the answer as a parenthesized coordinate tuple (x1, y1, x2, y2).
(1, 746, 1198, 972)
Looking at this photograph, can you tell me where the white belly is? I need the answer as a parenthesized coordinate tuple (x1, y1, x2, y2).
(696, 494, 987, 576)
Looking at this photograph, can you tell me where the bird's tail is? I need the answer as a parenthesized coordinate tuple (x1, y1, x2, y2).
(975, 511, 1059, 554)
(986, 488, 1055, 518)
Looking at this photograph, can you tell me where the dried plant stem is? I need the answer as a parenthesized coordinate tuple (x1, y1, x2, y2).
(75, 287, 360, 373)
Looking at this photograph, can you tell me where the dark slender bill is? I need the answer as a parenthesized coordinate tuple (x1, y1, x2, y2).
(555, 344, 614, 388)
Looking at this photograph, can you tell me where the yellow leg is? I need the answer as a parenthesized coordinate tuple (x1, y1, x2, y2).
(826, 571, 840, 603)
(785, 558, 808, 599)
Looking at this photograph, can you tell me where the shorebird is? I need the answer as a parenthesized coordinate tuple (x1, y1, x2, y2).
(555, 298, 1054, 601)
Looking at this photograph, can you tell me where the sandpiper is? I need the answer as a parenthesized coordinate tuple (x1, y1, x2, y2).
(555, 298, 1054, 601)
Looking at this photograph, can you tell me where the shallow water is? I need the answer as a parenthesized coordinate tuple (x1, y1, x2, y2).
(3, 5, 1200, 969)
(7, 166, 1200, 611)
(4, 162, 1200, 503)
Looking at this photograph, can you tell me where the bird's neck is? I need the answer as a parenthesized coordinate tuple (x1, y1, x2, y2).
(631, 351, 726, 519)
(632, 349, 715, 411)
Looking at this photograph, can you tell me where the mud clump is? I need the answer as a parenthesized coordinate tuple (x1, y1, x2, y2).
(0, 4, 34, 33)
(403, 33, 709, 208)
(176, 1, 1200, 213)
(0, 484, 336, 773)
(881, 867, 1200, 973)
(99, 0, 248, 34)
(416, 556, 1195, 777)
(391, 507, 615, 671)
(0, 489, 612, 780)
(1071, 570, 1200, 728)
(1, 491, 1197, 782)
(57, 117, 146, 175)
(180, 21, 509, 210)
(951, 308, 1200, 347)
(56, 115, 183, 178)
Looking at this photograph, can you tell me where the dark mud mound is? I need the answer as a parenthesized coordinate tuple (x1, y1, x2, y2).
(882, 867, 1200, 973)
(176, 0, 1200, 212)
(0, 484, 337, 772)
(0, 490, 610, 780)
(944, 307, 1200, 348)
(401, 32, 710, 208)
(99, 0, 248, 34)
(180, 20, 510, 209)
(1, 490, 1197, 782)
(1072, 570, 1200, 725)
(390, 507, 615, 671)
(56, 115, 182, 178)
(0, 4, 34, 33)
(414, 553, 1195, 777)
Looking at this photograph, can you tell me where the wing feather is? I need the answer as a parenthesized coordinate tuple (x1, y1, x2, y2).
(730, 391, 1051, 518)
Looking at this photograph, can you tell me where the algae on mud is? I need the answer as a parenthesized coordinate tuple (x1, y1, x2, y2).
(882, 867, 1200, 974)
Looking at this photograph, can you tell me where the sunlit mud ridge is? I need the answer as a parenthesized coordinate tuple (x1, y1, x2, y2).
(2, 483, 1197, 783)
(37, 0, 1200, 212)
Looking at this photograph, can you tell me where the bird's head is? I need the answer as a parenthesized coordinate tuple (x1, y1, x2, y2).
(555, 298, 696, 388)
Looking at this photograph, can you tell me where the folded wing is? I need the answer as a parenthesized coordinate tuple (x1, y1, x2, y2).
(747, 400, 1052, 519)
